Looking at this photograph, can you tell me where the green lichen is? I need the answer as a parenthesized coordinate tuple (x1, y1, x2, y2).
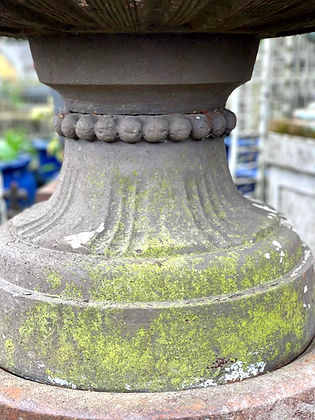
(19, 305, 58, 358)
(86, 253, 239, 302)
(240, 245, 302, 290)
(137, 236, 190, 258)
(85, 167, 286, 262)
(5, 339, 14, 367)
(17, 279, 311, 392)
(84, 241, 302, 302)
(46, 272, 62, 289)
(60, 282, 83, 300)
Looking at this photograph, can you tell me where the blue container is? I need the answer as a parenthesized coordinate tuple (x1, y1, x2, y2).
(0, 154, 37, 208)
(224, 136, 259, 148)
(33, 139, 62, 184)
(235, 167, 258, 195)
(236, 167, 258, 179)
(224, 137, 259, 195)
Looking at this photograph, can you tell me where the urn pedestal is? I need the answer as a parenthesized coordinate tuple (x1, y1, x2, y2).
(0, 2, 314, 418)
(0, 34, 313, 394)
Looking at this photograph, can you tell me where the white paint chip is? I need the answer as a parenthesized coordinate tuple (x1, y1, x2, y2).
(64, 222, 105, 249)
(48, 376, 72, 387)
(65, 231, 95, 249)
(96, 222, 105, 233)
(195, 378, 217, 388)
(223, 361, 266, 382)
(290, 249, 311, 278)
(252, 202, 278, 214)
(272, 240, 282, 249)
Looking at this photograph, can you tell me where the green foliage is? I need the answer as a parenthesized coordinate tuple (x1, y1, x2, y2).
(0, 81, 23, 108)
(269, 119, 315, 139)
(0, 129, 35, 161)
(29, 97, 54, 122)
(47, 133, 63, 162)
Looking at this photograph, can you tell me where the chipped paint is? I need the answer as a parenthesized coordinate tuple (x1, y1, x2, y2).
(48, 376, 77, 389)
(188, 378, 218, 388)
(64, 222, 105, 249)
(251, 201, 278, 214)
(291, 249, 311, 278)
(223, 361, 266, 382)
(272, 240, 282, 249)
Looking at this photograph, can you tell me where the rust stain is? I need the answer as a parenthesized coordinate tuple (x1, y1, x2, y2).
(0, 387, 22, 400)
(150, 403, 207, 420)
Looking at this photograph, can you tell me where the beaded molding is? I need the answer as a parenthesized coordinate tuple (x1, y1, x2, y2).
(53, 109, 236, 144)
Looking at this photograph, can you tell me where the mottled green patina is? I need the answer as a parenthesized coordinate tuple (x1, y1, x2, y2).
(46, 272, 62, 289)
(12, 278, 312, 392)
(0, 138, 313, 393)
(86, 245, 301, 302)
(4, 339, 14, 368)
(41, 240, 302, 302)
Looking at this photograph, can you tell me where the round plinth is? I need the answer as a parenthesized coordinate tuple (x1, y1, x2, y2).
(0, 340, 314, 420)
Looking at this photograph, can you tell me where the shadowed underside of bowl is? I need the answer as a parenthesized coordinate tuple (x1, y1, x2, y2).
(0, 0, 315, 38)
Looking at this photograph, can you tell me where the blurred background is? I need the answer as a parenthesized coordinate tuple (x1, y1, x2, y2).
(0, 34, 314, 254)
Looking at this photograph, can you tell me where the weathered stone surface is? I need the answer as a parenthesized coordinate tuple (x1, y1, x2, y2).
(30, 34, 259, 114)
(0, 340, 314, 419)
(0, 32, 313, 394)
(53, 110, 236, 143)
(0, 137, 313, 392)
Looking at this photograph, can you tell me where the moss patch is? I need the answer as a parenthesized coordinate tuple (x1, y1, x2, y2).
(5, 339, 14, 367)
(46, 272, 62, 289)
(84, 242, 302, 302)
(17, 279, 310, 392)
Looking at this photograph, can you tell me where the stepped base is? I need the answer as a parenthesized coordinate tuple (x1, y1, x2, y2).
(0, 339, 314, 420)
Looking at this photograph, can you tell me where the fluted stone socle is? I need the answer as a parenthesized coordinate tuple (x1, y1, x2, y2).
(0, 33, 314, 393)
